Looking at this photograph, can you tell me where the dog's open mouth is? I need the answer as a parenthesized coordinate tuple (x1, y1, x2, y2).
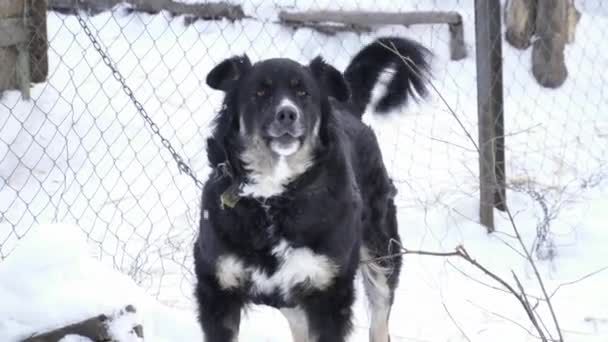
(269, 134, 301, 156)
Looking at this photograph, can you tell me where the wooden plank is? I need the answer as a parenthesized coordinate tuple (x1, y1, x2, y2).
(48, 0, 245, 20)
(0, 18, 28, 47)
(449, 21, 467, 60)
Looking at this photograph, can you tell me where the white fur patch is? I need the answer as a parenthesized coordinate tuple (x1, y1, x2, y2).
(252, 239, 338, 296)
(240, 157, 298, 198)
(360, 247, 392, 342)
(215, 240, 338, 299)
(281, 306, 314, 342)
(216, 255, 248, 289)
(270, 139, 301, 156)
(361, 66, 397, 121)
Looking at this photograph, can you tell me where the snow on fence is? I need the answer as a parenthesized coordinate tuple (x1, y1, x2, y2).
(1, 0, 607, 313)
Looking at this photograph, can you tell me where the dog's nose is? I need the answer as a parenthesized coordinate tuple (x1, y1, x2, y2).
(275, 107, 299, 126)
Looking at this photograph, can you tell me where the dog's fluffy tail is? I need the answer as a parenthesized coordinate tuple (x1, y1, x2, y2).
(344, 36, 431, 119)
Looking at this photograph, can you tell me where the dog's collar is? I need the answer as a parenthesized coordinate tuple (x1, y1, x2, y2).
(214, 161, 242, 209)
(216, 161, 327, 210)
(221, 182, 241, 209)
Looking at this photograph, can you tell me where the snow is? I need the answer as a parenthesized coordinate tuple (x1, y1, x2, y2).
(0, 224, 201, 341)
(1, 0, 608, 341)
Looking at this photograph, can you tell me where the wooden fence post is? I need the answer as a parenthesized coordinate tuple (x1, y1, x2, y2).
(475, 0, 506, 232)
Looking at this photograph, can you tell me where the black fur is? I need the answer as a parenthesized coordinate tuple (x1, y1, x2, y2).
(194, 36, 430, 342)
(344, 37, 431, 117)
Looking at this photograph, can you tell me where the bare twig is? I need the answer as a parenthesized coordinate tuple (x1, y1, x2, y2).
(363, 241, 548, 341)
(382, 41, 564, 341)
(466, 299, 541, 339)
(512, 271, 554, 342)
(430, 136, 478, 152)
(447, 260, 544, 302)
(442, 302, 472, 342)
(550, 265, 608, 299)
(378, 41, 480, 153)
(500, 199, 564, 341)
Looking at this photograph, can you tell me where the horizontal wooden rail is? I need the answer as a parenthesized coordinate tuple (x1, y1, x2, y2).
(279, 10, 467, 60)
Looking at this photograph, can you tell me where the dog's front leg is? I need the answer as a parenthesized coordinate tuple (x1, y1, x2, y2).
(300, 276, 356, 342)
(195, 277, 242, 342)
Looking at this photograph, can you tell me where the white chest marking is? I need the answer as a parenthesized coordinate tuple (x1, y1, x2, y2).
(216, 240, 338, 298)
(239, 157, 294, 198)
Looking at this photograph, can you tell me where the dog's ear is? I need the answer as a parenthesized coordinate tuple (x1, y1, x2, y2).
(206, 55, 252, 91)
(309, 56, 350, 102)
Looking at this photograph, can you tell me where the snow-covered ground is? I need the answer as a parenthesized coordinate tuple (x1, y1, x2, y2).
(1, 0, 608, 341)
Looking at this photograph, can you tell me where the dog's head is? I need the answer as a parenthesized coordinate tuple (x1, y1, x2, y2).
(207, 55, 349, 159)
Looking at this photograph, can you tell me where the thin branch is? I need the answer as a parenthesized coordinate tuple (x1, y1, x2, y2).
(466, 299, 541, 340)
(381, 41, 565, 341)
(447, 260, 544, 302)
(442, 302, 472, 342)
(550, 265, 608, 299)
(363, 241, 548, 341)
(430, 136, 478, 152)
(379, 41, 480, 154)
(501, 197, 564, 341)
(513, 271, 554, 342)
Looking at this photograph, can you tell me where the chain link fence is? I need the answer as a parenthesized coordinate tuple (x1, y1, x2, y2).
(1, 0, 607, 308)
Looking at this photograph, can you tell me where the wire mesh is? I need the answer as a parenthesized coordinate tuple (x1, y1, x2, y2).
(1, 0, 607, 310)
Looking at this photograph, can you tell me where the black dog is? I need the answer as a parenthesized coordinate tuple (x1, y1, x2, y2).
(194, 37, 430, 342)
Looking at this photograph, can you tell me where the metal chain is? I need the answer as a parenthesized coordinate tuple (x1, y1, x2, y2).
(73, 7, 204, 189)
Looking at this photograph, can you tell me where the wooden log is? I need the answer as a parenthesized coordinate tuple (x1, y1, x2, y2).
(566, 0, 581, 44)
(16, 42, 31, 99)
(0, 47, 18, 91)
(279, 10, 467, 60)
(22, 305, 142, 342)
(0, 0, 24, 16)
(0, 0, 26, 96)
(532, 0, 568, 88)
(22, 314, 113, 342)
(504, 0, 536, 49)
(0, 18, 28, 47)
(29, 0, 48, 83)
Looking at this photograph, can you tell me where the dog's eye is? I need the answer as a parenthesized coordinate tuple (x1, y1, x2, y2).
(296, 90, 308, 97)
(256, 89, 266, 97)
